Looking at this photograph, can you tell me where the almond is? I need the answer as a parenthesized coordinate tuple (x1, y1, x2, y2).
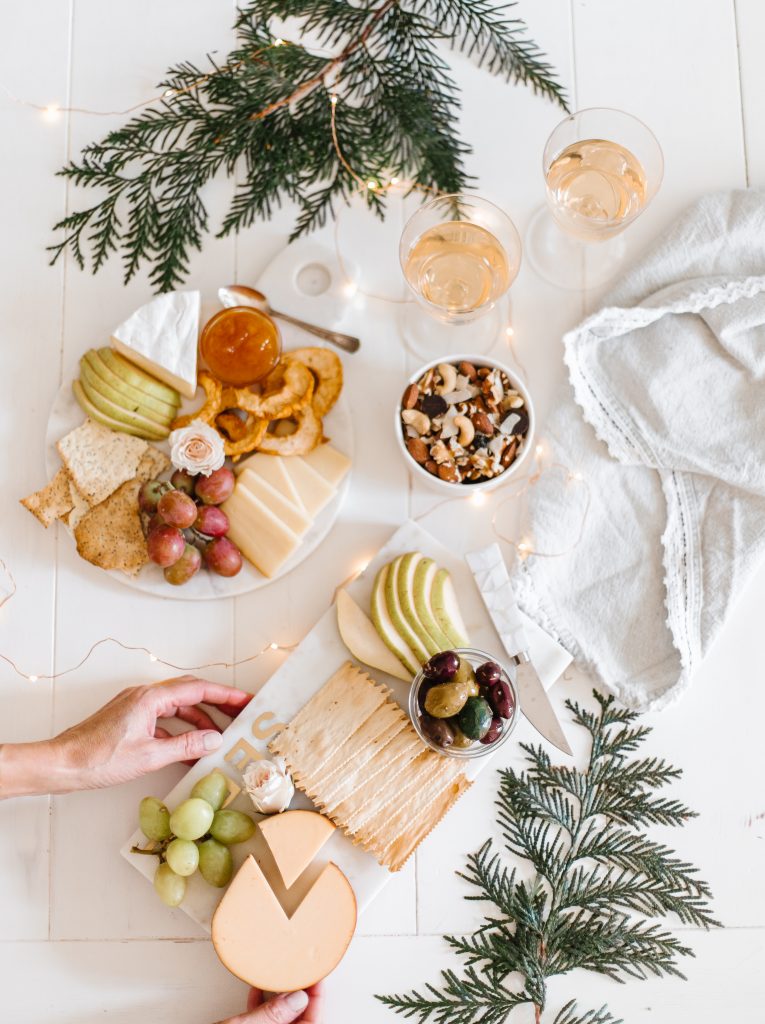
(438, 462, 460, 483)
(458, 361, 478, 381)
(424, 460, 438, 475)
(406, 437, 429, 464)
(501, 439, 518, 467)
(402, 383, 419, 409)
(471, 411, 494, 437)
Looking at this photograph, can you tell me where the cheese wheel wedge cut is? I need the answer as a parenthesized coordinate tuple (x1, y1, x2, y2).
(301, 445, 351, 487)
(259, 810, 336, 888)
(222, 488, 301, 578)
(235, 453, 305, 511)
(238, 469, 312, 538)
(282, 457, 336, 518)
(212, 855, 356, 993)
(110, 291, 200, 399)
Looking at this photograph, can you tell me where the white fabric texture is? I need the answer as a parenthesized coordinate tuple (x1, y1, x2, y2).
(510, 190, 765, 710)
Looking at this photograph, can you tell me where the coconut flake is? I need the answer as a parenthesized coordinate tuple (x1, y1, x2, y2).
(488, 435, 505, 458)
(440, 406, 460, 439)
(500, 412, 521, 435)
(443, 388, 474, 405)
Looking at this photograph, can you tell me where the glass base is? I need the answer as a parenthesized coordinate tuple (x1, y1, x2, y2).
(399, 299, 510, 360)
(525, 204, 627, 291)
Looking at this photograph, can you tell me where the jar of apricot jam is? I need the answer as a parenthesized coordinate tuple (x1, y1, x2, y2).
(200, 306, 281, 386)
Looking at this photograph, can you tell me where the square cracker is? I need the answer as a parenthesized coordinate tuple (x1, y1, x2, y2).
(74, 477, 148, 576)
(57, 419, 148, 506)
(361, 755, 460, 851)
(324, 731, 424, 822)
(136, 446, 171, 482)
(312, 718, 409, 808)
(347, 748, 446, 839)
(270, 663, 389, 777)
(20, 468, 74, 527)
(381, 774, 472, 872)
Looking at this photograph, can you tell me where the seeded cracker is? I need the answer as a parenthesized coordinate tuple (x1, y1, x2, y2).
(136, 445, 171, 482)
(74, 478, 148, 576)
(57, 418, 148, 506)
(67, 480, 91, 530)
(20, 468, 74, 527)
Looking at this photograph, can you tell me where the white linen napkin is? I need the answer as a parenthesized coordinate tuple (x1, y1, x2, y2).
(510, 190, 765, 710)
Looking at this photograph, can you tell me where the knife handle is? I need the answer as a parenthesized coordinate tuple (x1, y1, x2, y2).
(465, 543, 530, 659)
(498, 595, 530, 660)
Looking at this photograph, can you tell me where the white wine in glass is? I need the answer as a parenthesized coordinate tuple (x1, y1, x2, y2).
(526, 108, 662, 289)
(399, 193, 521, 357)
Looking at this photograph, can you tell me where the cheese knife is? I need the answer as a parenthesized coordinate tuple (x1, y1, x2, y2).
(465, 544, 572, 756)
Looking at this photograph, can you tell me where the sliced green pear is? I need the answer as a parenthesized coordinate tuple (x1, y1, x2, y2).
(100, 347, 181, 408)
(72, 380, 164, 440)
(370, 565, 420, 677)
(413, 557, 453, 651)
(77, 376, 169, 440)
(397, 552, 441, 656)
(336, 588, 413, 682)
(431, 568, 470, 648)
(80, 356, 174, 429)
(84, 350, 177, 423)
(384, 555, 431, 665)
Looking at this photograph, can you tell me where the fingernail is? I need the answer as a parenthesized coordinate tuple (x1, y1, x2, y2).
(284, 991, 309, 1012)
(203, 731, 223, 751)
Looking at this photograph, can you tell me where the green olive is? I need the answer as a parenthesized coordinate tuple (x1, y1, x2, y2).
(457, 696, 493, 740)
(453, 658, 477, 691)
(424, 680, 469, 718)
(449, 722, 474, 749)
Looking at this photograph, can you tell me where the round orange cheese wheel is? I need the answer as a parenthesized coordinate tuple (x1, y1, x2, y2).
(211, 812, 357, 992)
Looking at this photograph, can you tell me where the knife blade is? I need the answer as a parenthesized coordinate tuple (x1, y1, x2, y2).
(465, 544, 572, 756)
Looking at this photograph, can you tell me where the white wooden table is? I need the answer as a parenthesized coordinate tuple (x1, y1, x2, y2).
(2, 2, 765, 1021)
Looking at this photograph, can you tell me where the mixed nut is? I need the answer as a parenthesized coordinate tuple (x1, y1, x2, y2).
(400, 361, 529, 484)
(416, 650, 515, 752)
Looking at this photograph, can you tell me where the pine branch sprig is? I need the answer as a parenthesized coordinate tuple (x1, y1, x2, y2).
(378, 690, 720, 1024)
(49, 0, 567, 290)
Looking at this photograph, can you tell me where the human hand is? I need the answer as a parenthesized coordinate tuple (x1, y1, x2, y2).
(217, 985, 324, 1024)
(46, 675, 251, 793)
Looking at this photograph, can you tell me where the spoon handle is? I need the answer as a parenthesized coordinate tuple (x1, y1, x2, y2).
(271, 309, 361, 353)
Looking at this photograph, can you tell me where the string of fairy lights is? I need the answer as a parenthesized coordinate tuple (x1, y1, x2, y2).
(0, 43, 591, 685)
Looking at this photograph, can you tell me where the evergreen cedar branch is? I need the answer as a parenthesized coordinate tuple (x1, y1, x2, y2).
(378, 691, 720, 1024)
(48, 1, 568, 293)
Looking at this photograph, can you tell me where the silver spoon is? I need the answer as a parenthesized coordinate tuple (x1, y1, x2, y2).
(218, 284, 361, 354)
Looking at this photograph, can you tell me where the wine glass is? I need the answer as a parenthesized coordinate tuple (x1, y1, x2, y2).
(399, 193, 522, 357)
(526, 107, 663, 290)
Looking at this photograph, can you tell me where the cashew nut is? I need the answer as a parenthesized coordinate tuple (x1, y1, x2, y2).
(401, 408, 431, 434)
(436, 362, 458, 395)
(454, 414, 475, 447)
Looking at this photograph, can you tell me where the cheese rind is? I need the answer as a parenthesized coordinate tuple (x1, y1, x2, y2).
(282, 457, 336, 518)
(212, 854, 356, 992)
(110, 290, 200, 399)
(302, 444, 351, 487)
(223, 488, 301, 578)
(259, 810, 336, 889)
(238, 469, 312, 538)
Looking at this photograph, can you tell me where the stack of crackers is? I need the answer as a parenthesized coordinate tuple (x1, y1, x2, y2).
(21, 419, 169, 576)
(270, 663, 471, 872)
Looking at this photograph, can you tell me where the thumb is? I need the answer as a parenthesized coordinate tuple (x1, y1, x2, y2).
(150, 728, 223, 768)
(243, 991, 309, 1024)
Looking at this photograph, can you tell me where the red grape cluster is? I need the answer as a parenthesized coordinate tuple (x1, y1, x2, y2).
(138, 467, 243, 586)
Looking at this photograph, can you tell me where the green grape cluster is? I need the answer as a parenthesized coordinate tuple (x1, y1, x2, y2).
(133, 772, 256, 907)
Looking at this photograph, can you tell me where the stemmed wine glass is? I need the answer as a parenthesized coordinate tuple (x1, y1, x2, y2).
(399, 193, 522, 357)
(526, 107, 663, 290)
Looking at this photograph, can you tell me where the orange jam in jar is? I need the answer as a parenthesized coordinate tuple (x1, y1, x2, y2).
(200, 306, 281, 386)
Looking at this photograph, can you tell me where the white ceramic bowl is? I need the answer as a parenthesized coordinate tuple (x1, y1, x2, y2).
(395, 352, 535, 494)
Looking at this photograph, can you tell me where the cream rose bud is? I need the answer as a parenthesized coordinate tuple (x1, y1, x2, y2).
(242, 757, 295, 815)
(169, 420, 225, 477)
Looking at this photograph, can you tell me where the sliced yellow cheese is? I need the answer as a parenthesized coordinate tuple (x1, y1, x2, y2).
(282, 457, 336, 518)
(259, 810, 336, 889)
(110, 290, 200, 399)
(302, 444, 351, 488)
(222, 488, 301, 578)
(235, 452, 305, 511)
(238, 469, 312, 538)
(212, 855, 357, 993)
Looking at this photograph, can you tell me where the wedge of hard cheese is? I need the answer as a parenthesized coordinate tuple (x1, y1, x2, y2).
(282, 457, 335, 518)
(223, 487, 301, 578)
(212, 827, 356, 992)
(259, 809, 335, 888)
(235, 452, 305, 510)
(237, 468, 312, 538)
(111, 290, 200, 399)
(302, 444, 351, 487)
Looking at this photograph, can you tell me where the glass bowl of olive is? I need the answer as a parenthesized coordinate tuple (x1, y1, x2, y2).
(409, 648, 520, 758)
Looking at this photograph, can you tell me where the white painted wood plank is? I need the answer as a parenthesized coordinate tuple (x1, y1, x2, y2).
(0, 0, 71, 941)
(734, 0, 765, 185)
(50, 0, 241, 941)
(1, 930, 763, 1023)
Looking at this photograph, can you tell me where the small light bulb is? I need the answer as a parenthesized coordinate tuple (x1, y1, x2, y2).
(42, 104, 60, 122)
(330, 93, 338, 106)
(470, 492, 487, 507)
(367, 179, 379, 191)
(28, 674, 39, 682)
(571, 471, 583, 481)
(343, 281, 358, 298)
(274, 38, 286, 46)
(535, 444, 544, 457)
(270, 642, 279, 650)
(518, 540, 532, 557)
(505, 326, 514, 338)
(149, 654, 158, 663)
(390, 176, 400, 185)
(163, 89, 175, 98)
